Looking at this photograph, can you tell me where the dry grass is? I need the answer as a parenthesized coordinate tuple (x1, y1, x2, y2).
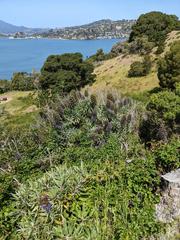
(0, 91, 37, 115)
(0, 91, 38, 128)
(164, 30, 180, 53)
(87, 31, 180, 97)
(87, 54, 159, 96)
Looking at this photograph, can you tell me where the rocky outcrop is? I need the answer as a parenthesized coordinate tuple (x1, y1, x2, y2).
(156, 169, 180, 223)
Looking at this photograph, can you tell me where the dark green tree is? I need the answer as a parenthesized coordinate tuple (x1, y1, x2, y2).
(158, 41, 180, 90)
(40, 53, 95, 94)
(129, 12, 180, 45)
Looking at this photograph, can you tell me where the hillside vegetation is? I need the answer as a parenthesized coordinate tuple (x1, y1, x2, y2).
(89, 30, 180, 98)
(0, 11, 180, 240)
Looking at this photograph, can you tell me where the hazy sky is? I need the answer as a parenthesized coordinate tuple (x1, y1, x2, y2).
(0, 0, 180, 28)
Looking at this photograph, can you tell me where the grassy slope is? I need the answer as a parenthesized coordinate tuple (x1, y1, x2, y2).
(93, 55, 159, 96)
(0, 91, 38, 128)
(88, 30, 180, 97)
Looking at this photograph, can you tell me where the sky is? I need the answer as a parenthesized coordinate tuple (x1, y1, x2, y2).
(0, 0, 180, 28)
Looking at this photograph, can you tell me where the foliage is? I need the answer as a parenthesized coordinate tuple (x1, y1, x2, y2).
(6, 136, 160, 240)
(128, 55, 152, 77)
(147, 91, 180, 124)
(86, 49, 113, 63)
(11, 72, 38, 91)
(111, 37, 155, 56)
(111, 41, 130, 56)
(0, 80, 11, 93)
(129, 11, 180, 45)
(129, 37, 155, 55)
(140, 90, 180, 143)
(158, 41, 180, 90)
(40, 53, 95, 96)
(152, 137, 180, 173)
(1, 90, 162, 239)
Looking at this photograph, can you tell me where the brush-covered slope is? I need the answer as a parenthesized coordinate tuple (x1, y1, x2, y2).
(89, 30, 180, 97)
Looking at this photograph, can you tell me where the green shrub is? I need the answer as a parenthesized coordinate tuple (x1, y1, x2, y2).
(147, 91, 180, 124)
(158, 41, 180, 90)
(128, 56, 152, 77)
(11, 72, 38, 91)
(7, 136, 160, 240)
(129, 37, 155, 55)
(0, 80, 11, 93)
(140, 91, 180, 143)
(87, 49, 113, 63)
(153, 138, 180, 173)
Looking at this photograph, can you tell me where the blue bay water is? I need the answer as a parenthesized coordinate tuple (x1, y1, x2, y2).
(0, 38, 122, 79)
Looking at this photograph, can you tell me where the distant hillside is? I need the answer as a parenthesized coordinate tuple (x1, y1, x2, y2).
(0, 19, 135, 39)
(37, 19, 136, 40)
(0, 20, 48, 35)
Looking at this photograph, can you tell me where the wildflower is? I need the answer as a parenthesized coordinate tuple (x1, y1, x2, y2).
(40, 194, 52, 213)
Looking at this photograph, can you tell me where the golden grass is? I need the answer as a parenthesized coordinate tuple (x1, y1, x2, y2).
(0, 91, 37, 115)
(86, 30, 180, 97)
(164, 30, 180, 53)
(87, 54, 159, 97)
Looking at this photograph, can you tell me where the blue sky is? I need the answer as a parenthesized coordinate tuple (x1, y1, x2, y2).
(0, 0, 180, 28)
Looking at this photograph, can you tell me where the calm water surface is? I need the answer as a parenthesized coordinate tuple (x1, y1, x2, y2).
(0, 38, 122, 79)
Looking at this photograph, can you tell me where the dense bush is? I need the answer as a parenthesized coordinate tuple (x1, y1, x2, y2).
(129, 12, 180, 45)
(11, 72, 39, 91)
(3, 136, 160, 239)
(111, 41, 130, 56)
(111, 37, 154, 56)
(40, 53, 95, 95)
(0, 80, 11, 93)
(128, 56, 152, 77)
(158, 41, 180, 90)
(140, 91, 180, 143)
(87, 49, 114, 63)
(152, 138, 180, 173)
(147, 91, 180, 124)
(129, 37, 155, 55)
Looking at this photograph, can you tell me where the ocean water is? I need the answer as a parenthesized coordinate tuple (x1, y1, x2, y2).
(0, 38, 122, 79)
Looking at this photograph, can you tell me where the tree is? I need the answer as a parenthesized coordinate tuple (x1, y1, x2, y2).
(129, 12, 180, 45)
(158, 41, 180, 90)
(40, 53, 95, 94)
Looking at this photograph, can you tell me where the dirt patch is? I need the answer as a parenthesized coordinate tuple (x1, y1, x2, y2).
(23, 105, 37, 113)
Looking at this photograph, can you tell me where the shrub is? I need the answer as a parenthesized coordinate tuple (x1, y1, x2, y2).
(147, 91, 180, 124)
(111, 41, 130, 56)
(7, 136, 160, 240)
(140, 91, 180, 143)
(153, 138, 180, 173)
(158, 41, 180, 90)
(128, 56, 152, 77)
(11, 72, 38, 91)
(0, 80, 11, 93)
(129, 37, 155, 55)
